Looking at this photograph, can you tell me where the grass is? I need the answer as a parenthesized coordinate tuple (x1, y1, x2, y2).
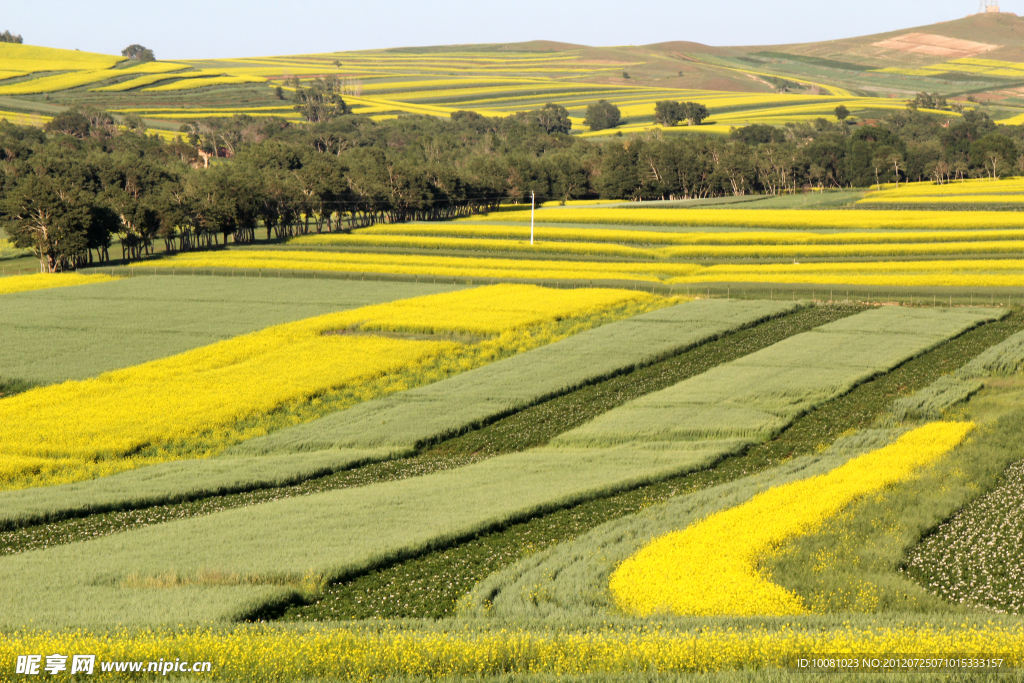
(0, 276, 464, 384)
(555, 308, 1000, 447)
(285, 308, 1024, 620)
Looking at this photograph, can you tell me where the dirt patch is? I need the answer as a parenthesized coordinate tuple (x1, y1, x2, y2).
(873, 32, 999, 58)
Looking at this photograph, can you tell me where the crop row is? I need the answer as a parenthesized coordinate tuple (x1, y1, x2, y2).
(463, 307, 1005, 620)
(470, 207, 1024, 231)
(310, 316, 1024, 621)
(0, 276, 462, 385)
(861, 178, 1024, 199)
(353, 223, 1024, 247)
(0, 273, 118, 296)
(3, 623, 1023, 682)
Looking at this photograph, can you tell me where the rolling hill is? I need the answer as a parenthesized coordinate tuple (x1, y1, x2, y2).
(2, 10, 1024, 137)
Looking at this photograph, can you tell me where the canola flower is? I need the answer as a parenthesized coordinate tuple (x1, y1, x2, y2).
(0, 273, 120, 296)
(668, 259, 1024, 288)
(861, 195, 1024, 205)
(143, 74, 266, 91)
(1, 623, 1021, 681)
(609, 422, 975, 617)
(358, 223, 1024, 247)
(147, 249, 686, 282)
(468, 207, 1024, 231)
(148, 248, 1024, 288)
(0, 285, 651, 485)
(293, 231, 1024, 260)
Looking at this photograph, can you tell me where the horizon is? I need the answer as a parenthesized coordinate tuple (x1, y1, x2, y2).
(4, 0, 1021, 61)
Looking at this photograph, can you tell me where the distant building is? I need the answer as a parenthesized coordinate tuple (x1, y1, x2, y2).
(979, 0, 1001, 13)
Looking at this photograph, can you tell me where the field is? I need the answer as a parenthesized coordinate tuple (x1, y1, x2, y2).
(10, 12, 1024, 682)
(7, 18, 1019, 139)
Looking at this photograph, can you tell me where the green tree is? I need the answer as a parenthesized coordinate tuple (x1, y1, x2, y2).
(44, 110, 92, 138)
(294, 77, 349, 123)
(584, 100, 621, 132)
(0, 30, 23, 44)
(535, 103, 572, 134)
(835, 105, 850, 122)
(654, 101, 684, 127)
(121, 44, 155, 62)
(2, 174, 92, 272)
(681, 102, 710, 126)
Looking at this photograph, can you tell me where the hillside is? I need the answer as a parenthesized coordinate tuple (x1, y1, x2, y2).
(3, 10, 1024, 137)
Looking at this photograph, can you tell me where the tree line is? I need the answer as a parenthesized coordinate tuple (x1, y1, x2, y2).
(2, 102, 1022, 272)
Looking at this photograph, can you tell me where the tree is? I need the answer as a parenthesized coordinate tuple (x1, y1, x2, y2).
(681, 102, 710, 126)
(534, 103, 572, 135)
(834, 105, 850, 122)
(2, 174, 93, 272)
(44, 110, 92, 138)
(293, 76, 349, 123)
(0, 30, 23, 44)
(121, 44, 155, 62)
(123, 113, 147, 133)
(654, 101, 684, 127)
(584, 100, 621, 132)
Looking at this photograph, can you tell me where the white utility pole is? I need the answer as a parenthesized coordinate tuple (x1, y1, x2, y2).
(530, 191, 535, 245)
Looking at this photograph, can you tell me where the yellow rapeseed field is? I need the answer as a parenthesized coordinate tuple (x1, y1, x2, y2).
(143, 74, 266, 91)
(859, 178, 1024, 204)
(468, 207, 1024, 231)
(0, 285, 651, 486)
(669, 259, 1024, 288)
(609, 422, 974, 617)
(148, 249, 685, 282)
(147, 248, 1024, 288)
(357, 223, 1024, 247)
(292, 231, 1024, 259)
(2, 623, 1020, 680)
(0, 273, 120, 296)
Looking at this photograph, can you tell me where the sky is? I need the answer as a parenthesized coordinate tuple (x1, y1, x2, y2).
(3, 0, 1020, 59)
